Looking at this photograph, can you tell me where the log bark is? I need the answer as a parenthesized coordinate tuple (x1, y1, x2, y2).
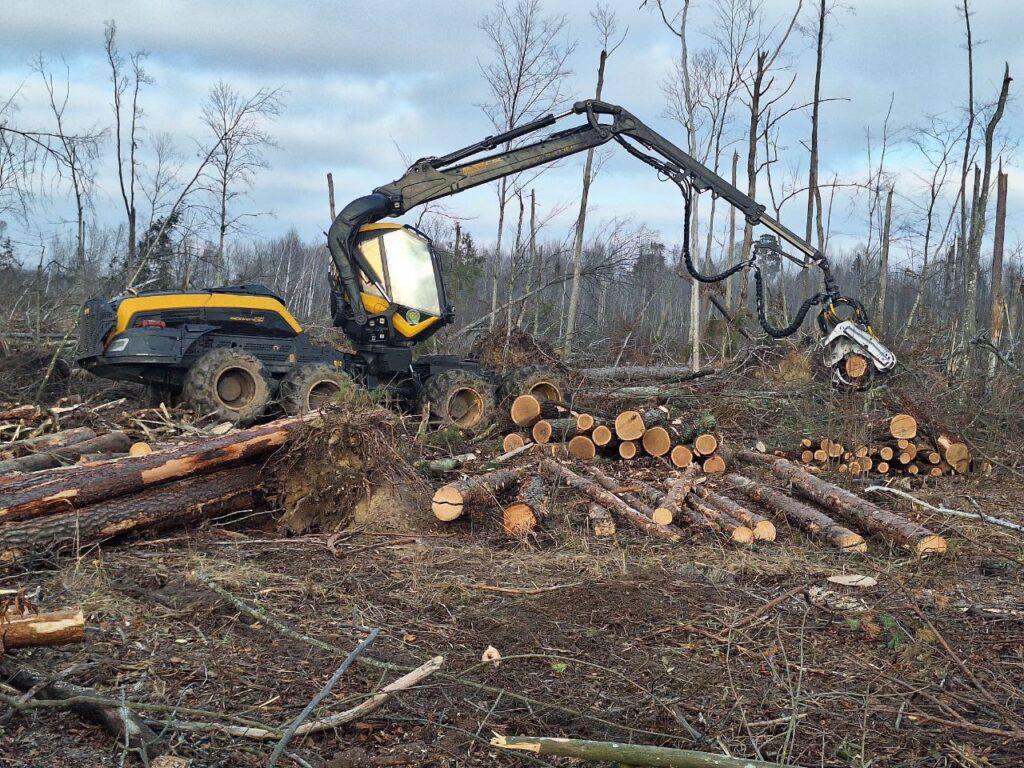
(540, 459, 681, 542)
(432, 467, 525, 521)
(738, 452, 945, 555)
(686, 497, 754, 544)
(503, 476, 546, 535)
(0, 659, 164, 758)
(0, 466, 261, 563)
(724, 472, 866, 552)
(579, 365, 699, 383)
(1, 427, 96, 458)
(0, 416, 305, 523)
(0, 607, 84, 652)
(693, 486, 775, 541)
(582, 466, 671, 525)
(676, 412, 716, 443)
(0, 432, 132, 475)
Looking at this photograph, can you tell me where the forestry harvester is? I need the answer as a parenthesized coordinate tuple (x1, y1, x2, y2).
(77, 100, 895, 426)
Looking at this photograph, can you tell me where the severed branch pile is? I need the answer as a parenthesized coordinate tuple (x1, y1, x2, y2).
(436, 397, 947, 556)
(789, 411, 977, 477)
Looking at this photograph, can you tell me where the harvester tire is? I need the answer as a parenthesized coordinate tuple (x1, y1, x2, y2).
(498, 364, 569, 405)
(183, 348, 271, 426)
(279, 363, 357, 415)
(421, 369, 496, 434)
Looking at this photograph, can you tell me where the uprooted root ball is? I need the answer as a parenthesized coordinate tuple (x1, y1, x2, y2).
(273, 406, 429, 533)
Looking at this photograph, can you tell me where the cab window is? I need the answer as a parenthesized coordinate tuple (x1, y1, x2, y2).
(379, 229, 441, 316)
(357, 236, 386, 297)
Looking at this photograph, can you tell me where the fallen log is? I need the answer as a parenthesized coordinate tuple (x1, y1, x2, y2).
(582, 466, 672, 525)
(491, 734, 789, 768)
(1, 427, 97, 458)
(0, 432, 132, 475)
(0, 466, 261, 563)
(0, 607, 85, 653)
(686, 496, 754, 544)
(540, 459, 681, 542)
(503, 476, 547, 535)
(660, 468, 715, 531)
(0, 659, 164, 758)
(432, 467, 525, 521)
(0, 416, 306, 523)
(579, 365, 700, 383)
(736, 452, 944, 555)
(0, 405, 42, 422)
(693, 486, 775, 541)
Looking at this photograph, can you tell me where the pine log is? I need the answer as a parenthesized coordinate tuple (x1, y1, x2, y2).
(800, 450, 814, 464)
(1, 427, 96, 458)
(739, 452, 946, 555)
(892, 395, 969, 470)
(926, 451, 941, 465)
(641, 407, 671, 429)
(532, 417, 576, 444)
(432, 467, 525, 521)
(491, 733, 789, 768)
(510, 395, 562, 427)
(0, 607, 85, 652)
(0, 467, 261, 563)
(827, 441, 843, 458)
(693, 486, 775, 541)
(502, 476, 547, 535)
(0, 432, 132, 475)
(724, 473, 866, 552)
(502, 433, 528, 452)
(906, 463, 920, 476)
(587, 503, 616, 537)
(813, 449, 828, 462)
(0, 416, 306, 523)
(614, 411, 645, 441)
(876, 461, 890, 474)
(618, 441, 638, 460)
(641, 426, 673, 457)
(686, 496, 754, 544)
(0, 659, 164, 758)
(801, 438, 814, 449)
(567, 435, 596, 460)
(582, 466, 669, 525)
(660, 468, 715, 531)
(670, 444, 693, 468)
(676, 412, 717, 443)
(540, 459, 681, 542)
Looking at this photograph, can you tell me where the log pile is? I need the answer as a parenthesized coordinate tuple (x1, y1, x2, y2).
(787, 411, 977, 477)
(506, 395, 727, 473)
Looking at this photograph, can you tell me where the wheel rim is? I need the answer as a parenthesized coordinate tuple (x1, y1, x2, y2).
(528, 381, 560, 401)
(215, 367, 257, 410)
(307, 380, 341, 410)
(447, 386, 484, 428)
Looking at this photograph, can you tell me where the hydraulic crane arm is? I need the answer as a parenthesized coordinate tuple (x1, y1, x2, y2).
(328, 99, 895, 385)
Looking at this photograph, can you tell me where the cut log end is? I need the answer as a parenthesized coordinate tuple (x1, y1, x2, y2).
(502, 433, 526, 452)
(731, 526, 755, 545)
(916, 534, 948, 557)
(568, 435, 596, 461)
(889, 414, 918, 440)
(592, 425, 613, 446)
(845, 354, 868, 380)
(702, 455, 726, 474)
(839, 532, 869, 553)
(943, 442, 971, 470)
(128, 442, 152, 457)
(575, 413, 595, 431)
(587, 503, 615, 537)
(618, 441, 638, 460)
(670, 444, 693, 469)
(431, 485, 465, 522)
(641, 426, 672, 457)
(510, 395, 541, 427)
(614, 411, 645, 441)
(693, 433, 718, 457)
(531, 420, 553, 444)
(651, 507, 673, 526)
(502, 503, 537, 536)
(752, 519, 777, 542)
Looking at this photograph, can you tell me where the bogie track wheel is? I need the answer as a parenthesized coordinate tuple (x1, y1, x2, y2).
(498, 364, 569, 406)
(183, 348, 271, 426)
(421, 369, 497, 434)
(279, 363, 357, 415)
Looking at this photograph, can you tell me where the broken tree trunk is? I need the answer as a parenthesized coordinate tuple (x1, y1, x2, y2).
(693, 486, 775, 541)
(0, 607, 85, 653)
(588, 503, 616, 537)
(503, 476, 547, 535)
(0, 466, 261, 563)
(0, 427, 97, 458)
(540, 459, 681, 542)
(738, 453, 945, 555)
(0, 416, 306, 523)
(0, 659, 164, 758)
(432, 467, 525, 521)
(0, 432, 132, 475)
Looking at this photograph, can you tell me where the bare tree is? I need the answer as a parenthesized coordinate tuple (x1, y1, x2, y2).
(199, 81, 283, 283)
(987, 163, 1008, 379)
(563, 4, 624, 357)
(478, 0, 574, 329)
(105, 20, 150, 270)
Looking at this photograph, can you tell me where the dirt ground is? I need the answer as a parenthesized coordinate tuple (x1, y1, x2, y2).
(2, 347, 1023, 767)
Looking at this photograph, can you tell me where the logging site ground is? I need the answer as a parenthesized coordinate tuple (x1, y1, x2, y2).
(2, 341, 1023, 768)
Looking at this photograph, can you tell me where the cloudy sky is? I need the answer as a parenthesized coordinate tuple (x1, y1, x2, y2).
(1, 0, 1019, 270)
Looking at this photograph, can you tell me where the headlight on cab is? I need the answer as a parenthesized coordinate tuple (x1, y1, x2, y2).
(107, 338, 130, 353)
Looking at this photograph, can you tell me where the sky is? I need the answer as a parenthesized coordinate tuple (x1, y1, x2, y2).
(1, 0, 1020, 272)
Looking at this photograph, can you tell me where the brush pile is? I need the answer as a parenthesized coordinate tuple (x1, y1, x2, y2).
(434, 396, 949, 557)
